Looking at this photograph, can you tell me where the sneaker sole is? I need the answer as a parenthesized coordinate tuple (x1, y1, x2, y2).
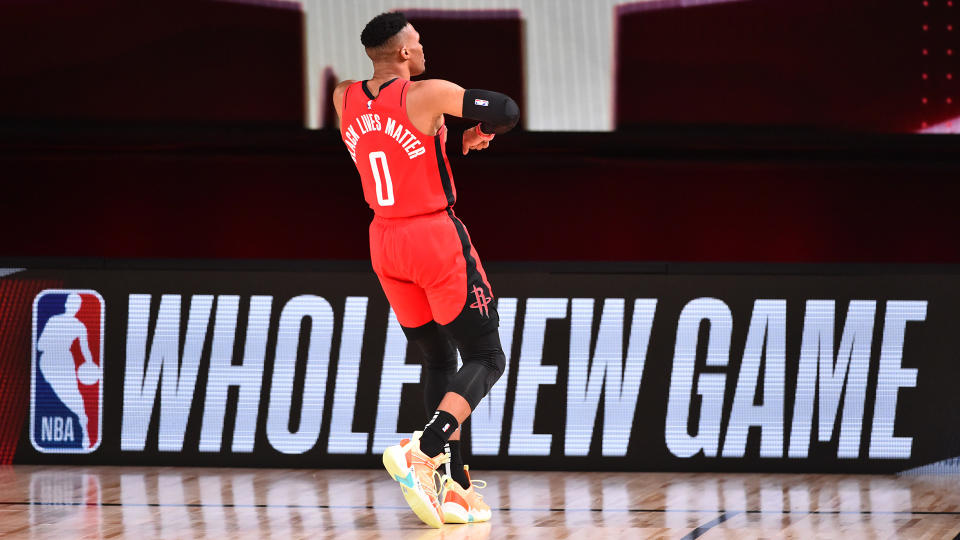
(382, 445, 444, 528)
(442, 501, 472, 523)
(443, 502, 491, 524)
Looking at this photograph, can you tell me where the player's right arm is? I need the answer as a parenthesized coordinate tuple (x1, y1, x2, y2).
(407, 79, 519, 155)
(332, 79, 357, 129)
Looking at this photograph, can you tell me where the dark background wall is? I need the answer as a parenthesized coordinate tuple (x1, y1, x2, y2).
(2, 0, 958, 264)
(4, 129, 959, 263)
(615, 0, 950, 131)
(0, 0, 304, 126)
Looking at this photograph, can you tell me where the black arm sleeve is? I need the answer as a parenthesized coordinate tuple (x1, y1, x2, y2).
(462, 89, 520, 135)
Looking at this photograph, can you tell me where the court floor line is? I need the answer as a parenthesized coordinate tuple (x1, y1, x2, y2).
(2, 501, 960, 515)
(682, 511, 741, 540)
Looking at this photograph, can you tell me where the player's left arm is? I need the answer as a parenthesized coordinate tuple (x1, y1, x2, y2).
(408, 79, 519, 155)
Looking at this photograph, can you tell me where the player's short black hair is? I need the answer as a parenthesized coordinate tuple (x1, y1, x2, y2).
(361, 12, 408, 49)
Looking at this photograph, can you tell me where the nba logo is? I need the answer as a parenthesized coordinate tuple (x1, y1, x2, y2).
(30, 290, 104, 453)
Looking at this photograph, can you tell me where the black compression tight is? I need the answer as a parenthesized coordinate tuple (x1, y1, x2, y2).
(406, 321, 458, 414)
(404, 322, 506, 412)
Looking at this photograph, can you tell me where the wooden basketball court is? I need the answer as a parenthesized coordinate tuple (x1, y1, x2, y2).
(1, 466, 958, 538)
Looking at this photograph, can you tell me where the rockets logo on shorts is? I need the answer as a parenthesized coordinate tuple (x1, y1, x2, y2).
(474, 99, 489, 107)
(470, 285, 492, 318)
(30, 290, 104, 453)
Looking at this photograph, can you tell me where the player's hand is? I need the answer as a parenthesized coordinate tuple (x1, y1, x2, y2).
(462, 124, 494, 155)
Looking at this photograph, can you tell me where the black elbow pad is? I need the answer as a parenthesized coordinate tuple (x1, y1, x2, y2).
(463, 89, 520, 134)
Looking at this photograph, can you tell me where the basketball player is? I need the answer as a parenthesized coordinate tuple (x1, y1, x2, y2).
(332, 12, 518, 528)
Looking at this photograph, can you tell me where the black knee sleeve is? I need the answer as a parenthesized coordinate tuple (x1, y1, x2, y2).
(403, 321, 458, 414)
(446, 329, 506, 410)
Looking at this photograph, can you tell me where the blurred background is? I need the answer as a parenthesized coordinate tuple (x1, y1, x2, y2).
(1, 0, 959, 263)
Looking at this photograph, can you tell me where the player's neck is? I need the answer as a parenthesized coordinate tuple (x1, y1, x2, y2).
(370, 62, 410, 87)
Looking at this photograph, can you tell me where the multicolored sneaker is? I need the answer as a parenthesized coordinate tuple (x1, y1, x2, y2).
(382, 431, 450, 528)
(440, 465, 491, 523)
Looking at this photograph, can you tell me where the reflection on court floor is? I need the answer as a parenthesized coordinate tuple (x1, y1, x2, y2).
(1, 466, 958, 538)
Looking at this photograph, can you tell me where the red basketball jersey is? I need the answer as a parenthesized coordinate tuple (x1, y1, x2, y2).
(340, 78, 457, 218)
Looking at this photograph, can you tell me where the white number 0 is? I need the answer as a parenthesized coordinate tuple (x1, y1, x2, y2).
(368, 151, 395, 206)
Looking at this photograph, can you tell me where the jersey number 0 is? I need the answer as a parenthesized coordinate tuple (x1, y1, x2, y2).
(368, 151, 395, 206)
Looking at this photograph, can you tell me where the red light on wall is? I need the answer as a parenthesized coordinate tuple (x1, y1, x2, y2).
(922, 121, 929, 128)
(923, 23, 929, 30)
(949, 97, 954, 104)
(923, 97, 929, 104)
(949, 24, 955, 31)
(949, 49, 955, 55)
(949, 73, 954, 79)
(923, 48, 929, 55)
(923, 73, 929, 79)
(923, 0, 929, 5)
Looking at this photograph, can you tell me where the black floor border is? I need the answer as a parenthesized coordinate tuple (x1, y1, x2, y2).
(2, 501, 959, 515)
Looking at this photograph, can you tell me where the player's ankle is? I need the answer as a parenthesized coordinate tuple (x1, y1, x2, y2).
(447, 440, 470, 489)
(420, 410, 458, 457)
(451, 468, 470, 490)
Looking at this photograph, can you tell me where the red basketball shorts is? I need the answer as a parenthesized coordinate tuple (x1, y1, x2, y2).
(369, 208, 498, 335)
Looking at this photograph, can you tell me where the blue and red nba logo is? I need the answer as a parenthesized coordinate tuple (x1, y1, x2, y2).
(30, 290, 104, 453)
